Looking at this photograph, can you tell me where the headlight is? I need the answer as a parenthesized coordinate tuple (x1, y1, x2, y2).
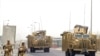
(75, 39, 79, 42)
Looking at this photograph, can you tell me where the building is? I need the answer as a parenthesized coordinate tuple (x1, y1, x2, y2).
(1, 25, 16, 45)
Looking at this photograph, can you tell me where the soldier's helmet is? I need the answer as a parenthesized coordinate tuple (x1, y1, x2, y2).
(22, 42, 25, 46)
(7, 40, 11, 45)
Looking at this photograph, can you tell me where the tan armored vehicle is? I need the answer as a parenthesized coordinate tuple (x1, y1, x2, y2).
(61, 25, 98, 56)
(27, 30, 52, 52)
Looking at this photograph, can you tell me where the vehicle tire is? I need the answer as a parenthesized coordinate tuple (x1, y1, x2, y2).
(85, 54, 89, 56)
(32, 47, 35, 53)
(84, 52, 89, 56)
(30, 47, 35, 53)
(72, 51, 75, 56)
(70, 50, 75, 56)
(65, 51, 70, 56)
(44, 48, 49, 52)
(30, 47, 33, 52)
(89, 51, 95, 56)
(65, 50, 73, 56)
(47, 48, 49, 52)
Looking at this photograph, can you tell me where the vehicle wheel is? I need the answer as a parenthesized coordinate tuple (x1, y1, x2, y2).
(84, 52, 89, 56)
(72, 51, 75, 56)
(85, 54, 89, 56)
(65, 50, 75, 56)
(30, 47, 35, 53)
(47, 48, 49, 52)
(30, 47, 33, 52)
(65, 51, 69, 56)
(44, 48, 49, 52)
(70, 50, 75, 56)
(89, 51, 95, 56)
(32, 47, 35, 53)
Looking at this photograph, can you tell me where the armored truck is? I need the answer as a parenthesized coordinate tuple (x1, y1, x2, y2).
(61, 25, 98, 56)
(27, 30, 52, 53)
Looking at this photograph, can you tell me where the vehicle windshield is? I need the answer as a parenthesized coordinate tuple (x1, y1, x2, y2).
(75, 34, 82, 38)
(35, 33, 44, 39)
(75, 34, 89, 38)
(83, 34, 89, 38)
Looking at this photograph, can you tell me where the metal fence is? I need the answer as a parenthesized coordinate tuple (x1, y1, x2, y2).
(52, 38, 62, 48)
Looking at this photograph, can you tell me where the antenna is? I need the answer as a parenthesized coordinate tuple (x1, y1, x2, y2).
(3, 20, 10, 26)
(40, 16, 43, 30)
(84, 4, 86, 26)
(7, 20, 9, 26)
(31, 24, 33, 32)
(31, 20, 35, 32)
(90, 0, 92, 35)
(69, 11, 71, 32)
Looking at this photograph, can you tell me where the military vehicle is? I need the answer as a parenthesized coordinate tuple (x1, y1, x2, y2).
(27, 30, 52, 53)
(61, 25, 97, 56)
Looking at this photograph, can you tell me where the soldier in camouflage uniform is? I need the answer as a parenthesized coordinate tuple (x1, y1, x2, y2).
(18, 42, 27, 56)
(3, 40, 13, 56)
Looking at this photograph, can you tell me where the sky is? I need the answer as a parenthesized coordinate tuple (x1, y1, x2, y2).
(0, 0, 100, 40)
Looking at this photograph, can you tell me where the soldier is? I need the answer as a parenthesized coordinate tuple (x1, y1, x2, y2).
(18, 42, 27, 56)
(3, 40, 13, 56)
